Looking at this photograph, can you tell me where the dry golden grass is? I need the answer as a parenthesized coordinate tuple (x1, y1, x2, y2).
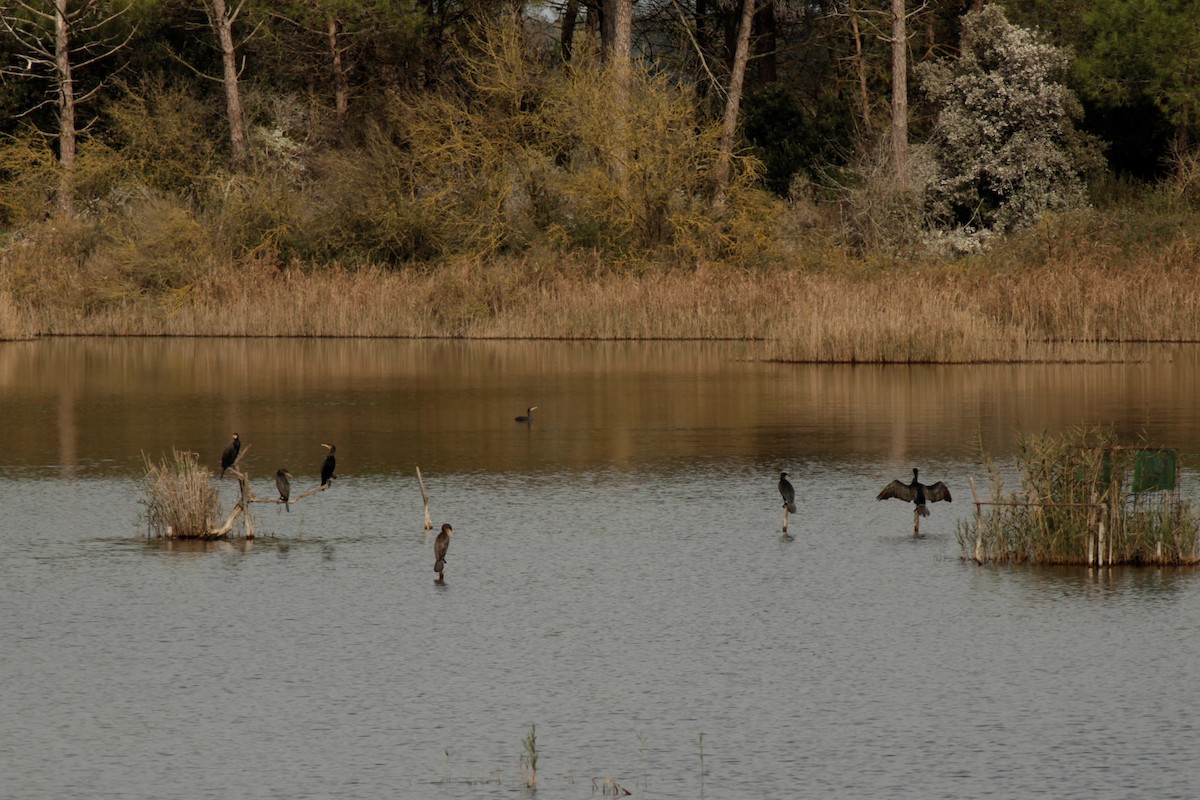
(4, 220, 1200, 362)
(141, 449, 220, 538)
(0, 289, 33, 340)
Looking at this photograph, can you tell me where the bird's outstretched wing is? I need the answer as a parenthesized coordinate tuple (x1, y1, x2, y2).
(925, 481, 952, 503)
(877, 479, 917, 502)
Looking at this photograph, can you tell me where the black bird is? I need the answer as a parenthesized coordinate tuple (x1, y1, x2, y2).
(220, 433, 240, 477)
(515, 406, 538, 423)
(320, 443, 336, 487)
(275, 468, 292, 512)
(876, 468, 952, 517)
(434, 523, 453, 581)
(778, 471, 797, 513)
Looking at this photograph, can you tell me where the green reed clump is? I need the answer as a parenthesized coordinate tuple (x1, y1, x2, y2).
(142, 449, 219, 538)
(958, 428, 1200, 565)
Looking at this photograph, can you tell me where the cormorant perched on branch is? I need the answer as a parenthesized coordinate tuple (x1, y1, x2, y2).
(320, 443, 336, 486)
(515, 406, 538, 423)
(876, 468, 952, 517)
(275, 468, 292, 512)
(434, 523, 453, 581)
(778, 472, 797, 513)
(220, 433, 240, 478)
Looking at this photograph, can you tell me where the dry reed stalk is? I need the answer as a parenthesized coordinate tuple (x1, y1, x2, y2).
(0, 290, 33, 340)
(9, 237, 1200, 360)
(141, 449, 220, 538)
(959, 429, 1200, 565)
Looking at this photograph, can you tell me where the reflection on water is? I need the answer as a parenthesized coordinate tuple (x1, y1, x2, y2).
(3, 339, 1200, 800)
(2, 338, 1200, 480)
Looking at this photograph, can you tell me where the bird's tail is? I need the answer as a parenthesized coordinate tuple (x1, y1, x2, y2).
(785, 502, 797, 514)
(435, 558, 445, 573)
(917, 506, 931, 518)
(285, 500, 290, 512)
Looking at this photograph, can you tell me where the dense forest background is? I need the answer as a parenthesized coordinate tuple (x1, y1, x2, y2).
(1, 0, 1198, 321)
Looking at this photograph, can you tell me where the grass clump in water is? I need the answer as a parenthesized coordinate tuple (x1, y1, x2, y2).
(141, 449, 219, 538)
(959, 428, 1200, 565)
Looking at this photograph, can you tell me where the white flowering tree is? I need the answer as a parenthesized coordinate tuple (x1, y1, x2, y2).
(917, 5, 1102, 238)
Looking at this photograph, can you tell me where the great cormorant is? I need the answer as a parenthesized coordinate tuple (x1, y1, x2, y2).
(220, 433, 240, 478)
(515, 406, 538, 423)
(434, 523, 453, 580)
(275, 468, 292, 512)
(778, 472, 797, 513)
(876, 468, 952, 517)
(320, 443, 336, 486)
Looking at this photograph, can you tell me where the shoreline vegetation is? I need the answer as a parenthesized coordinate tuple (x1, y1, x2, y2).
(3, 202, 1200, 363)
(959, 429, 1200, 566)
(2, 9, 1199, 363)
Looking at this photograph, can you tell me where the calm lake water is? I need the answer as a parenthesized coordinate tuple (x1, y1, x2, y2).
(3, 338, 1200, 799)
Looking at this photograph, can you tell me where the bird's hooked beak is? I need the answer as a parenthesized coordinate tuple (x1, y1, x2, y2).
(321, 443, 332, 450)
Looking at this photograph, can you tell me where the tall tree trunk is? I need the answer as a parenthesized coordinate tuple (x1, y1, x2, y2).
(327, 14, 349, 132)
(54, 0, 76, 217)
(849, 0, 871, 131)
(714, 0, 755, 205)
(752, 0, 776, 85)
(891, 0, 908, 183)
(561, 0, 580, 61)
(210, 0, 248, 166)
(608, 0, 632, 195)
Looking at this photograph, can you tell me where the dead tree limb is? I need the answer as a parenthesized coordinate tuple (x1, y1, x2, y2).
(416, 466, 433, 530)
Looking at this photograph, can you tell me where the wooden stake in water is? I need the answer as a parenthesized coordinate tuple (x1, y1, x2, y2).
(782, 505, 790, 537)
(416, 466, 433, 531)
(969, 476, 983, 563)
(913, 507, 920, 537)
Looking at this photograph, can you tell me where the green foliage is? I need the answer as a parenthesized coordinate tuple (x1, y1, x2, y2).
(0, 129, 57, 226)
(742, 84, 850, 197)
(1075, 0, 1200, 144)
(917, 5, 1104, 238)
(301, 15, 781, 267)
(104, 77, 222, 197)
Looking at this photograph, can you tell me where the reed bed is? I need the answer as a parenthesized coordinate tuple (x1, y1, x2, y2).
(5, 224, 1200, 361)
(958, 429, 1200, 565)
(141, 449, 220, 539)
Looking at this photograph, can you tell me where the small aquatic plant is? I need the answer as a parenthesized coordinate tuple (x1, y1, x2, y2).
(959, 428, 1200, 565)
(521, 724, 538, 790)
(141, 449, 219, 538)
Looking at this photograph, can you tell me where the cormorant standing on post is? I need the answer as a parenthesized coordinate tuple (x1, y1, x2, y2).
(275, 468, 292, 512)
(778, 472, 797, 513)
(434, 523, 453, 581)
(320, 443, 336, 487)
(220, 433, 240, 478)
(876, 468, 952, 517)
(515, 406, 538, 423)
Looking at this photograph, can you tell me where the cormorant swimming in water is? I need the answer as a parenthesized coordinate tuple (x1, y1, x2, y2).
(320, 443, 337, 486)
(275, 468, 292, 512)
(876, 468, 952, 517)
(220, 433, 240, 478)
(515, 406, 538, 423)
(434, 523, 453, 580)
(778, 472, 797, 513)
